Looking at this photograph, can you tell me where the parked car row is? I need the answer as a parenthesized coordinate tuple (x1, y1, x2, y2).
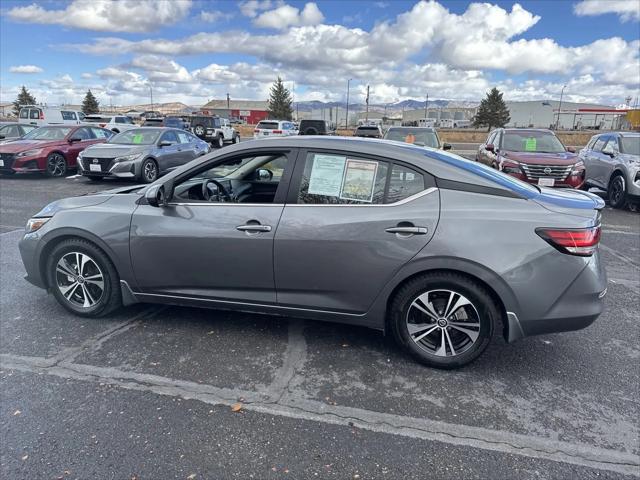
(0, 124, 210, 182)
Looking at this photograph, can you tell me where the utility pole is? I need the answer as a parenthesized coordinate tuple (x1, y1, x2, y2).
(345, 79, 352, 129)
(555, 85, 566, 130)
(226, 92, 230, 110)
(424, 93, 429, 118)
(365, 84, 370, 122)
(149, 85, 154, 112)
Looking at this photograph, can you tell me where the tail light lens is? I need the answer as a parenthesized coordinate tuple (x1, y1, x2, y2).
(536, 226, 601, 256)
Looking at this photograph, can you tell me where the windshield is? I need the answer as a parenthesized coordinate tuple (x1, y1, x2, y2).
(385, 129, 439, 148)
(620, 136, 640, 156)
(502, 131, 566, 153)
(22, 127, 72, 140)
(109, 129, 160, 145)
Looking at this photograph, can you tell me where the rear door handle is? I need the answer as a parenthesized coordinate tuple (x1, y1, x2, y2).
(385, 226, 428, 235)
(236, 224, 272, 233)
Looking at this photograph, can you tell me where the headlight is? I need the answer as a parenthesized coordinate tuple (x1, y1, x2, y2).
(572, 160, 585, 175)
(16, 148, 43, 158)
(114, 152, 143, 163)
(25, 217, 50, 233)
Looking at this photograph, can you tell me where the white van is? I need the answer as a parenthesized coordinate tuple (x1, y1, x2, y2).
(18, 106, 85, 126)
(83, 114, 137, 133)
(253, 120, 298, 138)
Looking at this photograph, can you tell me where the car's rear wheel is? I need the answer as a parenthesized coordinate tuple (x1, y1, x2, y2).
(608, 174, 627, 209)
(390, 272, 496, 369)
(45, 153, 67, 177)
(46, 239, 121, 317)
(140, 158, 158, 183)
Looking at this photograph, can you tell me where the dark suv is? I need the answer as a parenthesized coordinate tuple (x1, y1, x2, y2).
(298, 120, 335, 135)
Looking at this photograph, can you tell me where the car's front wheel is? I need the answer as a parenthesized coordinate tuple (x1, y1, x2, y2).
(389, 272, 496, 369)
(45, 153, 67, 177)
(216, 136, 224, 148)
(194, 124, 205, 137)
(46, 239, 121, 317)
(608, 174, 627, 209)
(233, 134, 240, 144)
(140, 158, 158, 183)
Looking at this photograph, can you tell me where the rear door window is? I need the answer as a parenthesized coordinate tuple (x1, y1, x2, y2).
(177, 132, 191, 144)
(160, 130, 179, 145)
(74, 127, 94, 140)
(29, 108, 41, 120)
(19, 108, 29, 119)
(91, 127, 112, 139)
(386, 164, 426, 204)
(61, 111, 77, 121)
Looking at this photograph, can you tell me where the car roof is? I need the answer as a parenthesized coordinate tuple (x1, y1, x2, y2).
(618, 132, 639, 137)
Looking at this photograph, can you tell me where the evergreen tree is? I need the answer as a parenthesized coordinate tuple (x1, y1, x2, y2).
(82, 89, 100, 114)
(472, 87, 511, 131)
(267, 77, 293, 120)
(12, 86, 36, 117)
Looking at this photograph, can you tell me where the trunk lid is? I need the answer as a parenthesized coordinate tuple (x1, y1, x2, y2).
(533, 187, 604, 220)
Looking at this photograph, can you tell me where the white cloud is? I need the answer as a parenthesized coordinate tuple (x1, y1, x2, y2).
(239, 0, 281, 18)
(199, 10, 233, 23)
(81, 73, 93, 79)
(9, 65, 43, 74)
(7, 0, 192, 33)
(254, 2, 324, 29)
(574, 0, 640, 22)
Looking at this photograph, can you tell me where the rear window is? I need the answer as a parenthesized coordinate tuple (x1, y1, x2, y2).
(257, 121, 280, 130)
(61, 111, 77, 121)
(29, 109, 41, 120)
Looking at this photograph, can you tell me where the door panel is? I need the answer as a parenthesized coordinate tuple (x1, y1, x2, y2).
(130, 204, 284, 303)
(274, 192, 440, 313)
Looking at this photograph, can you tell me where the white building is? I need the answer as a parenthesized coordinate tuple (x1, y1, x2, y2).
(505, 100, 624, 130)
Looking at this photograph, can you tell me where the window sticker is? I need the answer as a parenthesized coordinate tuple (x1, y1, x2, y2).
(308, 154, 347, 196)
(524, 137, 537, 151)
(340, 159, 378, 203)
(132, 134, 143, 144)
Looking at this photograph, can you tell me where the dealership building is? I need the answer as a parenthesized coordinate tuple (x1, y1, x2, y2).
(504, 100, 628, 130)
(200, 99, 269, 124)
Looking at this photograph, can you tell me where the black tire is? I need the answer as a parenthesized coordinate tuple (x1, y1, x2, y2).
(0, 170, 16, 176)
(303, 127, 318, 135)
(389, 272, 496, 369)
(608, 174, 627, 209)
(46, 238, 122, 317)
(233, 134, 240, 144)
(45, 152, 67, 177)
(216, 135, 224, 148)
(139, 158, 158, 183)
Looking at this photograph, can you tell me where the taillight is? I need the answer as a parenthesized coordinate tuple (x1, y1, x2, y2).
(254, 129, 259, 133)
(99, 123, 106, 127)
(272, 130, 282, 134)
(536, 226, 601, 256)
(39, 111, 44, 120)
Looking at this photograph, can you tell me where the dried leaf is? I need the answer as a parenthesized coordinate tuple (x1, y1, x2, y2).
(13, 410, 21, 416)
(187, 474, 197, 479)
(230, 403, 242, 412)
(21, 454, 28, 461)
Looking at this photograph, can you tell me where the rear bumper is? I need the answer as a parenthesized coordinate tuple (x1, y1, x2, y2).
(516, 250, 607, 339)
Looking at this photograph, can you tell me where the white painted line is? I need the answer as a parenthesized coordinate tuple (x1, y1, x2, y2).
(0, 228, 22, 237)
(600, 244, 640, 268)
(602, 229, 639, 235)
(1, 353, 637, 476)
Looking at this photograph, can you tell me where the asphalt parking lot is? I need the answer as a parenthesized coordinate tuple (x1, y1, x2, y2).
(1, 173, 639, 479)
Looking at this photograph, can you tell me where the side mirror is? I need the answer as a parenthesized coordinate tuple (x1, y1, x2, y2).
(145, 184, 167, 207)
(68, 137, 82, 143)
(602, 149, 615, 158)
(566, 146, 576, 153)
(257, 168, 273, 181)
(485, 144, 495, 152)
(158, 140, 172, 147)
(442, 143, 452, 151)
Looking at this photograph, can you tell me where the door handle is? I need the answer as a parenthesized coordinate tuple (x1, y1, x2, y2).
(385, 226, 428, 235)
(236, 224, 272, 233)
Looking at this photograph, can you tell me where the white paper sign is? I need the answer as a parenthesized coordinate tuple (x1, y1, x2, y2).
(308, 154, 346, 196)
(340, 159, 378, 202)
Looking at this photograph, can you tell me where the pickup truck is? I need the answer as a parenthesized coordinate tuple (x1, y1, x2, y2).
(188, 115, 240, 148)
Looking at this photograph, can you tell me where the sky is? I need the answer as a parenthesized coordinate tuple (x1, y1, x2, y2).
(0, 0, 639, 108)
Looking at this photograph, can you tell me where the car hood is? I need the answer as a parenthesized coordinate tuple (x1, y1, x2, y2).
(617, 153, 640, 165)
(533, 186, 605, 218)
(503, 150, 579, 165)
(0, 139, 62, 153)
(82, 143, 150, 158)
(33, 194, 113, 218)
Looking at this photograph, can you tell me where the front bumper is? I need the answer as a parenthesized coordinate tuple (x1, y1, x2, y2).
(19, 231, 47, 289)
(78, 156, 138, 178)
(518, 250, 607, 338)
(0, 153, 46, 173)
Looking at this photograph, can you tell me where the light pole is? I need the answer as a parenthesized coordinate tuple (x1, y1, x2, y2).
(555, 84, 566, 130)
(345, 78, 352, 129)
(424, 93, 429, 118)
(149, 85, 154, 113)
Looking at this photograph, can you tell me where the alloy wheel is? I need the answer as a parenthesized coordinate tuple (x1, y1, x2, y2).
(143, 161, 157, 182)
(194, 125, 205, 136)
(47, 154, 66, 177)
(55, 252, 104, 308)
(406, 289, 481, 357)
(609, 176, 625, 207)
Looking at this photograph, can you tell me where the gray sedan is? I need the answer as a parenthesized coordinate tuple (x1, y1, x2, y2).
(580, 132, 640, 208)
(19, 137, 607, 368)
(77, 127, 210, 183)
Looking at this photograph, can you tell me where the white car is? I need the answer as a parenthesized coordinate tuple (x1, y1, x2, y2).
(253, 120, 298, 139)
(18, 105, 84, 126)
(83, 115, 137, 133)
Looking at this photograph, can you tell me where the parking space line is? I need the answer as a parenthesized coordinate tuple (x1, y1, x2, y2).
(599, 244, 640, 268)
(602, 229, 639, 235)
(48, 306, 164, 365)
(1, 352, 638, 476)
(0, 228, 22, 236)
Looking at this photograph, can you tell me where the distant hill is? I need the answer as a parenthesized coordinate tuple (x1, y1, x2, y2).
(294, 99, 478, 114)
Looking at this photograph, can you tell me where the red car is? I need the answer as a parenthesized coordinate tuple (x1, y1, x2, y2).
(476, 128, 585, 188)
(0, 125, 113, 177)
